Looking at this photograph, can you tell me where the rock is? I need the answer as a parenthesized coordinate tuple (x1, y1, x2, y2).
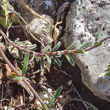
(63, 0, 110, 101)
(26, 14, 54, 46)
(10, 0, 58, 46)
(10, 0, 56, 18)
(7, 38, 37, 59)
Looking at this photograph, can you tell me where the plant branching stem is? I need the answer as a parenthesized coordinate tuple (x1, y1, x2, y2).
(0, 47, 49, 110)
(1, 28, 110, 57)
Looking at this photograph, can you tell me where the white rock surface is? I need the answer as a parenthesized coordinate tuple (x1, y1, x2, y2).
(64, 0, 110, 101)
(26, 14, 54, 46)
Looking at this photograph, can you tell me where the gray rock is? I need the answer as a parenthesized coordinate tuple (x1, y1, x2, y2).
(7, 38, 37, 59)
(26, 14, 54, 46)
(63, 0, 110, 101)
(9, 0, 57, 46)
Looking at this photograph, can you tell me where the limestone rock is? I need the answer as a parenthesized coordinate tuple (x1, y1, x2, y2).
(26, 14, 54, 46)
(63, 0, 110, 101)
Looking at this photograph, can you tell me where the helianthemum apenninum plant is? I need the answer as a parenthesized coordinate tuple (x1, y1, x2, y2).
(0, 0, 110, 110)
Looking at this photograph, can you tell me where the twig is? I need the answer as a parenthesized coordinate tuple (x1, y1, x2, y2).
(19, 0, 53, 28)
(72, 85, 89, 110)
(0, 84, 4, 108)
(6, 1, 48, 47)
(0, 46, 49, 110)
(1, 28, 110, 57)
(85, 37, 110, 51)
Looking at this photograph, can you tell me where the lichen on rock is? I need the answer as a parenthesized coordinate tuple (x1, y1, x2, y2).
(63, 0, 110, 101)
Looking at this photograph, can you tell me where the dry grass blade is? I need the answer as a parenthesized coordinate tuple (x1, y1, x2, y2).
(72, 99, 98, 110)
(19, 0, 53, 28)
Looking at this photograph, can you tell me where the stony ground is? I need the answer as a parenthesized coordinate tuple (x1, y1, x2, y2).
(0, 0, 110, 110)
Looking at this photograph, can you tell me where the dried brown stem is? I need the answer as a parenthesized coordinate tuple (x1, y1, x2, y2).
(0, 46, 49, 110)
(19, 0, 53, 28)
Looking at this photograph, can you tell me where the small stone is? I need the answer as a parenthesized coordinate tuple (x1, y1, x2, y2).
(26, 14, 54, 46)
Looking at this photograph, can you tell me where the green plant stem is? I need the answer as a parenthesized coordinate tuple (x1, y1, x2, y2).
(0, 47, 49, 110)
(0, 29, 110, 57)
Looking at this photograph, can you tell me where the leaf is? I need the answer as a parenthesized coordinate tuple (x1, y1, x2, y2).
(35, 56, 40, 63)
(65, 55, 75, 66)
(1, 9, 5, 16)
(22, 51, 30, 75)
(2, 0, 8, 24)
(95, 24, 104, 42)
(9, 13, 19, 24)
(0, 17, 11, 28)
(46, 55, 51, 65)
(105, 65, 110, 76)
(80, 42, 92, 50)
(105, 71, 110, 76)
(94, 42, 102, 47)
(72, 99, 98, 110)
(4, 64, 22, 78)
(42, 45, 50, 53)
(108, 65, 110, 72)
(2, 0, 8, 15)
(55, 51, 62, 57)
(66, 42, 75, 50)
(51, 42, 61, 52)
(48, 86, 62, 107)
(76, 49, 84, 53)
(10, 76, 24, 82)
(40, 57, 45, 68)
(52, 56, 62, 67)
(28, 44, 37, 50)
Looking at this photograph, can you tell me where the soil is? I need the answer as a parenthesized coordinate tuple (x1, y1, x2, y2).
(0, 0, 110, 110)
(46, 58, 110, 110)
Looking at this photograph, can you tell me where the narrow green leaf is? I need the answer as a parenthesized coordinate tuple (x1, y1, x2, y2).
(35, 56, 40, 63)
(65, 55, 75, 66)
(2, 0, 8, 17)
(80, 42, 92, 50)
(46, 55, 51, 65)
(2, 0, 9, 25)
(28, 44, 37, 50)
(105, 71, 110, 76)
(9, 74, 18, 78)
(95, 24, 104, 42)
(40, 57, 45, 68)
(94, 42, 102, 47)
(42, 45, 50, 53)
(105, 65, 110, 76)
(73, 99, 98, 110)
(48, 86, 62, 107)
(108, 65, 110, 72)
(52, 56, 62, 67)
(51, 42, 61, 52)
(56, 51, 62, 57)
(9, 13, 19, 24)
(76, 49, 84, 53)
(0, 17, 11, 28)
(66, 42, 75, 50)
(22, 51, 30, 75)
(1, 9, 5, 16)
(10, 76, 24, 82)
